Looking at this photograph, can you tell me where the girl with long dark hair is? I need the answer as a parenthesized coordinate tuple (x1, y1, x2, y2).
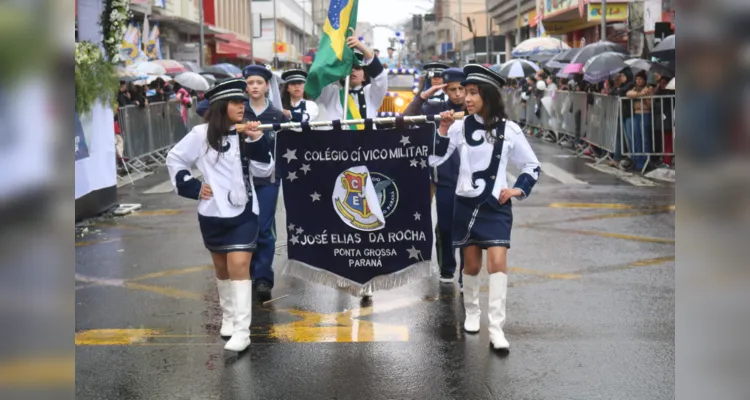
(280, 69, 319, 122)
(430, 65, 541, 352)
(166, 78, 274, 353)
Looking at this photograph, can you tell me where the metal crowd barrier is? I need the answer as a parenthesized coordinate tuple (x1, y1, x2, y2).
(501, 88, 676, 172)
(117, 98, 203, 178)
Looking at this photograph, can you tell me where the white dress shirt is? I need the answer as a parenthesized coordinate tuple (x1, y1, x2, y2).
(166, 124, 275, 218)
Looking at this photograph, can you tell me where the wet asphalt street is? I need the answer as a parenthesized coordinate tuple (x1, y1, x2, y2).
(75, 137, 675, 400)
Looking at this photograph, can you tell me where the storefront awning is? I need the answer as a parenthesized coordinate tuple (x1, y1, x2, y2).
(215, 34, 252, 59)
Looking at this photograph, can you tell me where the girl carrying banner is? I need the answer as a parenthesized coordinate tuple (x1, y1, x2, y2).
(430, 65, 541, 352)
(281, 69, 320, 122)
(166, 78, 275, 353)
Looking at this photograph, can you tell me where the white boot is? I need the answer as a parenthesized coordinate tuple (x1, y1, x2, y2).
(224, 280, 252, 352)
(488, 272, 510, 350)
(462, 274, 480, 333)
(216, 279, 234, 337)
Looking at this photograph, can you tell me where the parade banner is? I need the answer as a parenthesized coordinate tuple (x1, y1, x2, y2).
(276, 124, 436, 294)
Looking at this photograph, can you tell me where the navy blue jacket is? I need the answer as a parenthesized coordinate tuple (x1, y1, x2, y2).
(403, 96, 464, 188)
(197, 98, 288, 186)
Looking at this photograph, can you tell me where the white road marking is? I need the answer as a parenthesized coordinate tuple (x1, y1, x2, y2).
(541, 162, 588, 185)
(586, 163, 657, 187)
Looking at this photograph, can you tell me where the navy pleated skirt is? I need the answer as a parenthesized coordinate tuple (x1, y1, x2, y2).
(452, 196, 513, 249)
(198, 204, 259, 253)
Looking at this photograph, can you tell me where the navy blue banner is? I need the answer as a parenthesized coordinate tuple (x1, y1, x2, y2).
(277, 125, 435, 290)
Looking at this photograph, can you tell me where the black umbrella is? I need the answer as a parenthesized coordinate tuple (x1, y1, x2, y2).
(583, 52, 628, 83)
(650, 34, 675, 60)
(199, 66, 235, 78)
(530, 53, 554, 63)
(570, 41, 629, 65)
(546, 48, 580, 69)
(499, 59, 541, 78)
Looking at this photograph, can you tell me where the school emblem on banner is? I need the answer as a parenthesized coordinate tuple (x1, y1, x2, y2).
(332, 166, 386, 231)
(276, 125, 436, 294)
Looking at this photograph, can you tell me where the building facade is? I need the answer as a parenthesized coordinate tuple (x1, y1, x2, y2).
(252, 0, 317, 69)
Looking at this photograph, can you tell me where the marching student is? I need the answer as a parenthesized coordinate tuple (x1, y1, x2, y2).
(166, 78, 275, 353)
(281, 69, 319, 123)
(430, 64, 541, 352)
(241, 65, 289, 300)
(403, 68, 467, 287)
(316, 35, 388, 125)
(420, 62, 450, 105)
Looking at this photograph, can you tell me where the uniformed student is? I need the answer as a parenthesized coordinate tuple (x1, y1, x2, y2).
(241, 65, 289, 300)
(403, 68, 467, 286)
(316, 35, 388, 125)
(166, 78, 274, 353)
(430, 64, 541, 352)
(280, 69, 319, 123)
(421, 62, 450, 105)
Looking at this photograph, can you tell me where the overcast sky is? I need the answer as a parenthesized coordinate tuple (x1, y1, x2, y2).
(357, 0, 435, 51)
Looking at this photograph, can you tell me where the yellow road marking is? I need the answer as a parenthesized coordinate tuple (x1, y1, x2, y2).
(628, 256, 675, 267)
(269, 298, 420, 343)
(127, 265, 213, 282)
(75, 329, 210, 346)
(509, 267, 580, 280)
(75, 237, 123, 247)
(517, 208, 673, 228)
(0, 357, 74, 386)
(123, 282, 205, 300)
(531, 227, 675, 244)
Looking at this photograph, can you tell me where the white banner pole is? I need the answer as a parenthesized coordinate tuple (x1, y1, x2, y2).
(244, 112, 464, 131)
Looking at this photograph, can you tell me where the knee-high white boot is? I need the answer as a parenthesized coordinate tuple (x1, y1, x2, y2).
(462, 274, 481, 333)
(224, 280, 252, 352)
(488, 272, 509, 350)
(216, 279, 234, 337)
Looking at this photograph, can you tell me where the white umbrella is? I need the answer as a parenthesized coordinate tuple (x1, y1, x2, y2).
(202, 74, 217, 86)
(512, 37, 570, 57)
(127, 61, 167, 76)
(174, 72, 210, 91)
(666, 77, 675, 90)
(499, 59, 540, 78)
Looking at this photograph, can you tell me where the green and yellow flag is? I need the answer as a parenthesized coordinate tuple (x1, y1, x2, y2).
(304, 0, 359, 101)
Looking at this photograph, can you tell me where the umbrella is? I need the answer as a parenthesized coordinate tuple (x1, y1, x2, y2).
(200, 66, 236, 78)
(127, 61, 167, 76)
(570, 41, 629, 65)
(666, 77, 675, 90)
(174, 72, 210, 91)
(545, 49, 573, 69)
(201, 74, 217, 86)
(582, 52, 628, 83)
(210, 63, 243, 77)
(556, 48, 583, 64)
(179, 61, 202, 73)
(563, 63, 584, 74)
(150, 59, 188, 74)
(512, 37, 571, 57)
(650, 34, 675, 60)
(498, 59, 540, 78)
(624, 58, 651, 71)
(530, 53, 554, 63)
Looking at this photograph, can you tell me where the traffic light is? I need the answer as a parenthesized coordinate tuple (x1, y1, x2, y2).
(424, 13, 436, 22)
(413, 15, 423, 31)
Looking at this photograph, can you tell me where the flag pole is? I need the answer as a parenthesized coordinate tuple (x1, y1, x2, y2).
(342, 75, 351, 123)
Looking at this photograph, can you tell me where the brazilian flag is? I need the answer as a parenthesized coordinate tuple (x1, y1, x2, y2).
(304, 0, 359, 100)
